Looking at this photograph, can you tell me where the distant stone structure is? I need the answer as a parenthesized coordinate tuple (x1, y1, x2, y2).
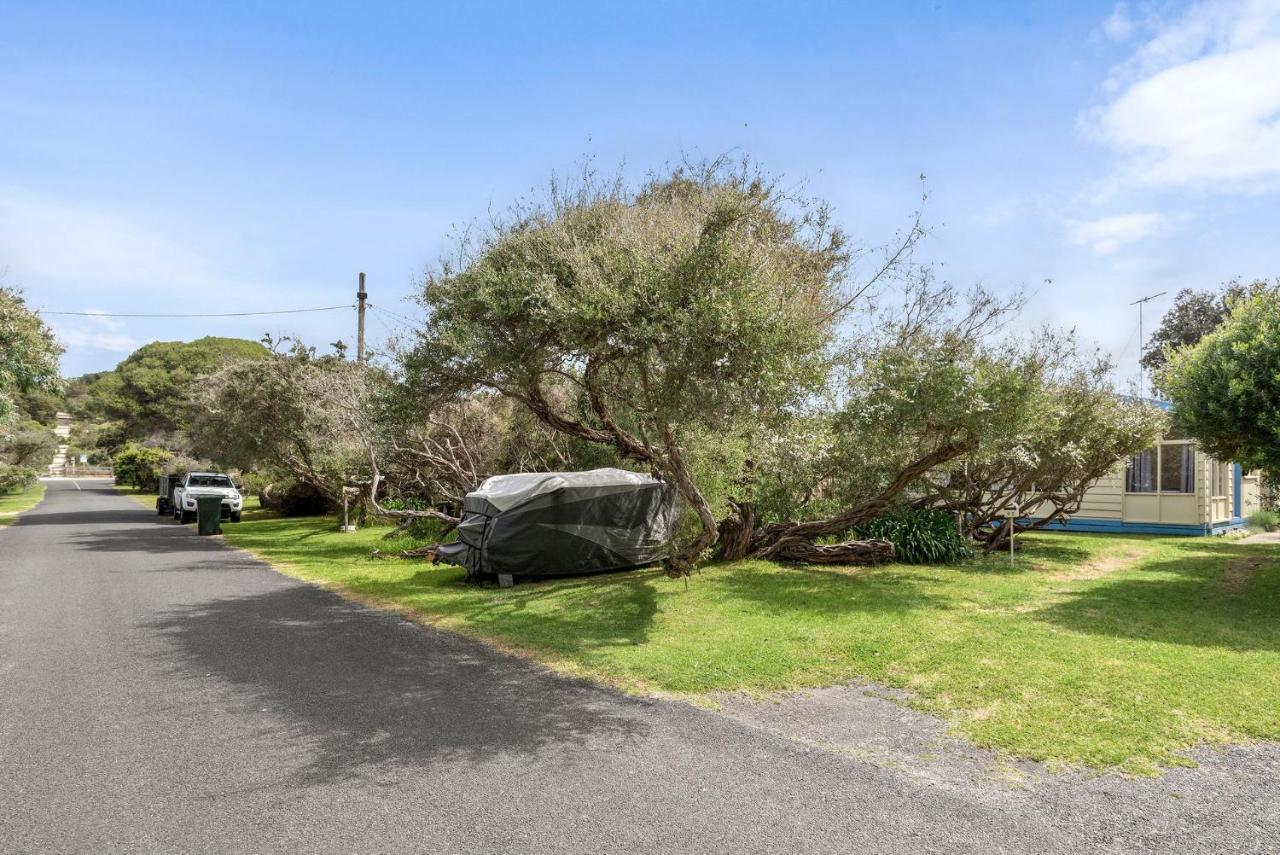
(47, 412, 72, 477)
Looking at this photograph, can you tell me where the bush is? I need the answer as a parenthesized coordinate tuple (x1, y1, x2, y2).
(0, 464, 39, 493)
(3, 422, 58, 467)
(1247, 509, 1279, 533)
(112, 443, 174, 491)
(857, 508, 969, 564)
(259, 479, 332, 517)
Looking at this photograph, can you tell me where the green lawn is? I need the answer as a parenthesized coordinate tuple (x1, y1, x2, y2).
(212, 507, 1280, 775)
(0, 482, 46, 525)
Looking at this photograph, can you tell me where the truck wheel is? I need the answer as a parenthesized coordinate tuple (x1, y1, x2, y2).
(173, 506, 182, 522)
(181, 510, 194, 524)
(230, 512, 242, 523)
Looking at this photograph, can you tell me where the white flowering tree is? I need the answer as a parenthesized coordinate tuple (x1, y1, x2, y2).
(915, 333, 1164, 550)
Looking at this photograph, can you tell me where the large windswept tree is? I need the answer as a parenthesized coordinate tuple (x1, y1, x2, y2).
(919, 332, 1164, 550)
(716, 286, 1042, 562)
(405, 161, 906, 573)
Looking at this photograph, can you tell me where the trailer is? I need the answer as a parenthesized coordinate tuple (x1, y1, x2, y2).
(156, 474, 182, 516)
(435, 468, 680, 583)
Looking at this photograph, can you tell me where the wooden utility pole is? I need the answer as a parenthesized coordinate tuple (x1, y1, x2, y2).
(356, 272, 368, 364)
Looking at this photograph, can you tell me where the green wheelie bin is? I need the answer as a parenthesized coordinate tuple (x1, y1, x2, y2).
(195, 495, 224, 536)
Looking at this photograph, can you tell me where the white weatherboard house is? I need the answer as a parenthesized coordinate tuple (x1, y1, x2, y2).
(1049, 401, 1253, 537)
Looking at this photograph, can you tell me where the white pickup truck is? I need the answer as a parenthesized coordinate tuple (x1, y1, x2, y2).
(171, 472, 244, 524)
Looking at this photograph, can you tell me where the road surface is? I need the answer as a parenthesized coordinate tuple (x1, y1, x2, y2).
(2, 480, 1275, 853)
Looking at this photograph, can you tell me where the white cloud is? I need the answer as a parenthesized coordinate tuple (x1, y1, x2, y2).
(1068, 212, 1168, 253)
(1103, 2, 1139, 41)
(50, 310, 140, 354)
(1085, 0, 1280, 193)
(54, 325, 140, 354)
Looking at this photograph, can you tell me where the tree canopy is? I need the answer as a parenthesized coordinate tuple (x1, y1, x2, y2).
(1142, 280, 1272, 380)
(406, 161, 860, 571)
(1162, 287, 1280, 471)
(72, 336, 270, 441)
(0, 287, 62, 424)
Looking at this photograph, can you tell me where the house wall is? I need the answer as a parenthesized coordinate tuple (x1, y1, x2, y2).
(1241, 474, 1262, 516)
(1077, 469, 1123, 520)
(1048, 442, 1245, 536)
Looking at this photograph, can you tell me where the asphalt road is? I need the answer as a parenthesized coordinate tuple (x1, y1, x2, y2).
(1, 480, 1275, 854)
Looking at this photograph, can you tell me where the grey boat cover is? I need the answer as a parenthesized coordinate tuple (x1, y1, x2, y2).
(435, 468, 680, 580)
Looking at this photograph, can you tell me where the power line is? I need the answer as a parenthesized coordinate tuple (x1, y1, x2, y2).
(369, 304, 421, 327)
(36, 304, 354, 319)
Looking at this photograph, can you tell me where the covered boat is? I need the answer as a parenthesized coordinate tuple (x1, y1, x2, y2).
(435, 468, 680, 581)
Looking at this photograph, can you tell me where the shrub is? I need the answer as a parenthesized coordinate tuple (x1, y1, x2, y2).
(1247, 509, 1279, 533)
(112, 443, 174, 491)
(0, 464, 39, 493)
(856, 508, 969, 564)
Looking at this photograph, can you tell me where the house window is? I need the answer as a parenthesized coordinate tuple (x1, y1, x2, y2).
(1126, 448, 1156, 493)
(1160, 443, 1196, 493)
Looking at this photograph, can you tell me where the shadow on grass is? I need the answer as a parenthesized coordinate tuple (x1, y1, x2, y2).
(146, 584, 649, 787)
(344, 567, 662, 654)
(1015, 535, 1096, 567)
(1035, 539, 1280, 652)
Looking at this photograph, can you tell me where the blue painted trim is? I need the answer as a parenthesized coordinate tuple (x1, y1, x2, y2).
(1041, 516, 1215, 536)
(1233, 464, 1243, 519)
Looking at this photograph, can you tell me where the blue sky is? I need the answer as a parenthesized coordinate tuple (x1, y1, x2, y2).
(2, 0, 1277, 380)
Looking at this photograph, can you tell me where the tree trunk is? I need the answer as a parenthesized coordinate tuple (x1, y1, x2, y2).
(770, 538, 895, 564)
(716, 500, 758, 561)
(660, 426, 719, 577)
(715, 436, 977, 565)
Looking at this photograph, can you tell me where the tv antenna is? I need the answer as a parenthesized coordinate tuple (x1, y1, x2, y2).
(1131, 291, 1166, 393)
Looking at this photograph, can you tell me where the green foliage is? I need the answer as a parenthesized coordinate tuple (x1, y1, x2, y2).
(1143, 280, 1272, 379)
(0, 287, 62, 424)
(1162, 287, 1280, 472)
(1246, 509, 1279, 533)
(12, 385, 63, 424)
(75, 337, 270, 439)
(0, 464, 40, 493)
(2, 421, 58, 467)
(856, 508, 969, 564)
(63, 371, 116, 423)
(412, 163, 844, 431)
(0, 480, 44, 524)
(923, 328, 1166, 546)
(112, 443, 174, 491)
(408, 160, 852, 564)
(189, 340, 369, 502)
(376, 498, 454, 539)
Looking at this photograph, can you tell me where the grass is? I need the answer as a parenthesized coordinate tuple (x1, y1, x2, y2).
(0, 482, 47, 525)
(210, 507, 1280, 775)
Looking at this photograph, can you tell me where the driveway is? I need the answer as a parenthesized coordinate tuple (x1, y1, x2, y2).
(1, 480, 1275, 853)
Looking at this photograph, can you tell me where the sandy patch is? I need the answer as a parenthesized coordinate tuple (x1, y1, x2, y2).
(1223, 557, 1269, 593)
(1047, 548, 1150, 581)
